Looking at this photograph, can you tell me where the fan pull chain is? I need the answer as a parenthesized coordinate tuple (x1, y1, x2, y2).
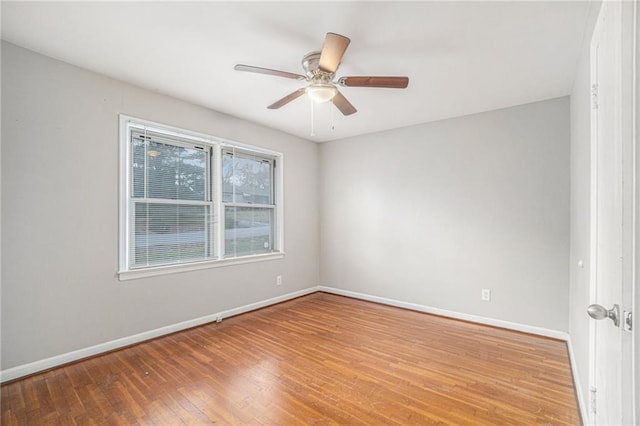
(310, 98, 315, 137)
(331, 100, 335, 131)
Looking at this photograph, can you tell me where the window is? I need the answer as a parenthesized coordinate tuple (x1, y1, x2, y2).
(130, 130, 213, 268)
(119, 116, 283, 279)
(222, 150, 275, 257)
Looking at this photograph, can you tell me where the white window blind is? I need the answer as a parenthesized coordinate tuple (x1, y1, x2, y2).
(222, 149, 275, 257)
(130, 129, 214, 268)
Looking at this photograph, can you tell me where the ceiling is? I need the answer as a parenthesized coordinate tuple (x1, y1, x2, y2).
(2, 1, 594, 142)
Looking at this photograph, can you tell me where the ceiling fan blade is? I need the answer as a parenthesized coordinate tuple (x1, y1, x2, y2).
(338, 76, 409, 88)
(234, 64, 306, 80)
(267, 88, 307, 109)
(319, 33, 351, 74)
(332, 90, 357, 116)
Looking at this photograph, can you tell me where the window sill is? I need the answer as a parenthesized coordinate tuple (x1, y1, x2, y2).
(118, 252, 285, 281)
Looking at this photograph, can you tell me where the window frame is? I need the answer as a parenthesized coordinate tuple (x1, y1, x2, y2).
(119, 115, 284, 281)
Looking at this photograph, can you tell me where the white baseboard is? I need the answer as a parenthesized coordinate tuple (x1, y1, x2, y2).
(317, 286, 570, 340)
(0, 286, 320, 383)
(2, 285, 572, 384)
(566, 336, 589, 425)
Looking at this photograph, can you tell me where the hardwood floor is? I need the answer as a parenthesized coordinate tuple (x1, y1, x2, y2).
(1, 292, 580, 425)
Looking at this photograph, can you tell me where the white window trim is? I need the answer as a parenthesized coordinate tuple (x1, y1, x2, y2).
(118, 114, 284, 281)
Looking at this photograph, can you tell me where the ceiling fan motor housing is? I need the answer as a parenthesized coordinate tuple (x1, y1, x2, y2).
(302, 51, 329, 79)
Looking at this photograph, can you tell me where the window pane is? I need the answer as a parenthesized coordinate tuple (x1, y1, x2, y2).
(132, 202, 210, 267)
(132, 136, 146, 198)
(177, 146, 208, 201)
(222, 153, 272, 204)
(132, 137, 208, 201)
(224, 206, 273, 257)
(147, 142, 179, 200)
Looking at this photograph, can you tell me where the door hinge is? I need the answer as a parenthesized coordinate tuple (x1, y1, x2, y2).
(623, 311, 632, 332)
(590, 386, 597, 414)
(591, 83, 599, 109)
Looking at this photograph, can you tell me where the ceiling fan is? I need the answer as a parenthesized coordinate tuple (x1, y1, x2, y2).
(234, 32, 409, 116)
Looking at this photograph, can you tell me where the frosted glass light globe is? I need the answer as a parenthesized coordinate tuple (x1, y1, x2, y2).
(306, 84, 337, 103)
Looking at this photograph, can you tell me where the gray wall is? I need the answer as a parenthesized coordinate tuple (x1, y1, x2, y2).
(320, 98, 570, 331)
(1, 42, 320, 370)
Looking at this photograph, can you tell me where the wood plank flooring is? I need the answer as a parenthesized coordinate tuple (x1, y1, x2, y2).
(1, 292, 580, 425)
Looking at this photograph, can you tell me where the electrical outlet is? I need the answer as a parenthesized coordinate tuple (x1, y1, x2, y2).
(481, 289, 491, 301)
(276, 275, 282, 286)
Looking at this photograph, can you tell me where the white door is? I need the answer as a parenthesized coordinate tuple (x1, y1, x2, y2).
(588, 1, 635, 425)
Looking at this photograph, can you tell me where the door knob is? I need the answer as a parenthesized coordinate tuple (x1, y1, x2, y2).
(587, 303, 620, 327)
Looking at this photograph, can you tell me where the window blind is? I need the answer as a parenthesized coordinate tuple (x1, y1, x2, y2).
(222, 149, 275, 257)
(130, 129, 214, 268)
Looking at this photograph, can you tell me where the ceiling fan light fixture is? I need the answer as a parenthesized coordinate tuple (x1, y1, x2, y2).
(306, 83, 337, 103)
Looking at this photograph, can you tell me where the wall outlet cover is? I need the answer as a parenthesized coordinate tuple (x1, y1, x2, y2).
(481, 289, 491, 301)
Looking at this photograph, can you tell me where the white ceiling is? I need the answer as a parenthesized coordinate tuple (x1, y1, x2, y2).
(2, 1, 594, 142)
